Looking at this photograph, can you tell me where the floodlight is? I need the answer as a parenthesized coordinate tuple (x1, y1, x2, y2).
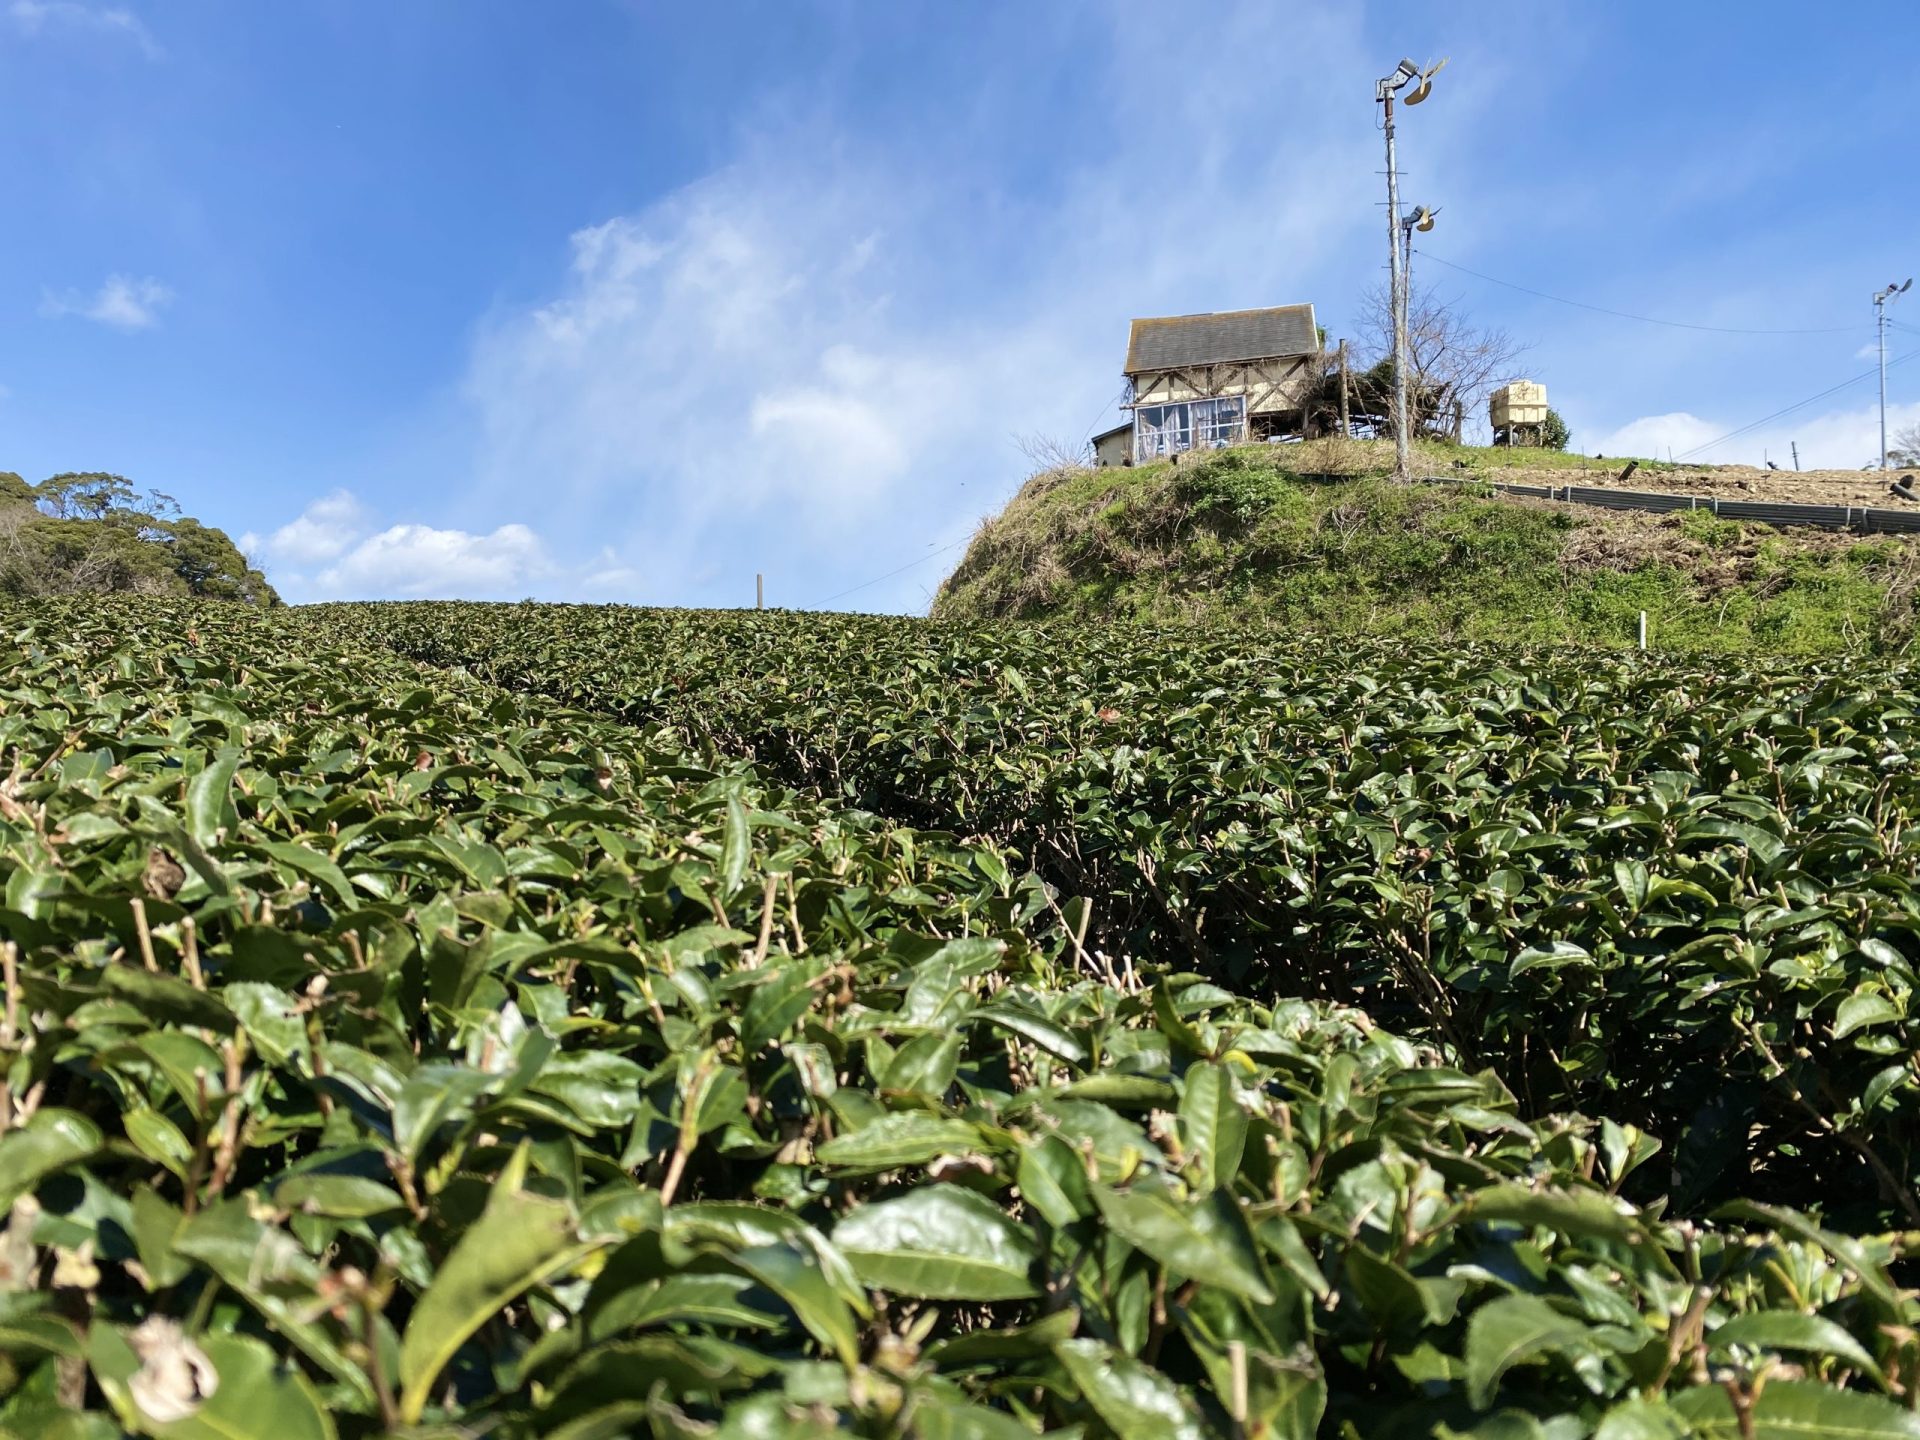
(1406, 57, 1448, 104)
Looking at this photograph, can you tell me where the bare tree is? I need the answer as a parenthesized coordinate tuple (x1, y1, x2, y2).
(1891, 422, 1920, 469)
(1014, 432, 1092, 473)
(1357, 283, 1530, 441)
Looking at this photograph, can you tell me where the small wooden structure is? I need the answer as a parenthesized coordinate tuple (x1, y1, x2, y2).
(1489, 380, 1549, 446)
(1116, 305, 1321, 463)
(1091, 422, 1132, 468)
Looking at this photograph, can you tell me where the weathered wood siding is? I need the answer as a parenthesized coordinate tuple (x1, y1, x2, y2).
(1127, 355, 1316, 416)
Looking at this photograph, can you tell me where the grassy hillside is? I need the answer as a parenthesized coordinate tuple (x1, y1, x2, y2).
(932, 439, 1920, 653)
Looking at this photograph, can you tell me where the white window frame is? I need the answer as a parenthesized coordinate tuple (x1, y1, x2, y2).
(1132, 394, 1247, 461)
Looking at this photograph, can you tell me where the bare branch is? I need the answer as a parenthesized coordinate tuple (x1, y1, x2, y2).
(1357, 283, 1532, 441)
(1015, 432, 1094, 474)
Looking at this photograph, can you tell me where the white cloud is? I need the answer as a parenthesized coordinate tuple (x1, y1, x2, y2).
(8, 1, 161, 58)
(579, 548, 647, 598)
(245, 487, 571, 601)
(456, 6, 1390, 609)
(1589, 412, 1724, 462)
(1594, 399, 1920, 470)
(42, 274, 173, 331)
(257, 489, 364, 566)
(318, 523, 551, 599)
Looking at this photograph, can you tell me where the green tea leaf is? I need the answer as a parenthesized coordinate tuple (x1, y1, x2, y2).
(833, 1184, 1039, 1300)
(1092, 1180, 1273, 1302)
(397, 1177, 590, 1422)
(1464, 1294, 1594, 1408)
(1052, 1337, 1206, 1440)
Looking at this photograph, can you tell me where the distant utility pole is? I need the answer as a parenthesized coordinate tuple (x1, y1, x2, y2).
(1337, 340, 1352, 437)
(1791, 441, 1800, 472)
(1375, 57, 1445, 481)
(1875, 280, 1913, 470)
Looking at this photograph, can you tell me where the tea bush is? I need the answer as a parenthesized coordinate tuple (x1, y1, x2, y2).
(332, 603, 1920, 1228)
(2, 599, 1918, 1438)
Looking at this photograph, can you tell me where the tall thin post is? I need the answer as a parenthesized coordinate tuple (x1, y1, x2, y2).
(1337, 339, 1351, 438)
(1383, 92, 1412, 481)
(1791, 441, 1800, 472)
(1638, 611, 1647, 651)
(756, 573, 764, 611)
(1879, 291, 1890, 471)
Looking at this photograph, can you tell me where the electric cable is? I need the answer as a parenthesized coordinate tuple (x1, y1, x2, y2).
(817, 534, 972, 608)
(1671, 348, 1920, 460)
(1078, 389, 1130, 450)
(1414, 250, 1864, 336)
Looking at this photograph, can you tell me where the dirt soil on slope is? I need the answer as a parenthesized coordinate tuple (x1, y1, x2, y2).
(1495, 461, 1920, 509)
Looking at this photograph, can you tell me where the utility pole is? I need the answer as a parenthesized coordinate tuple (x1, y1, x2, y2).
(1381, 85, 1410, 481)
(1337, 340, 1351, 438)
(1876, 280, 1913, 470)
(1376, 57, 1444, 481)
(1791, 441, 1799, 473)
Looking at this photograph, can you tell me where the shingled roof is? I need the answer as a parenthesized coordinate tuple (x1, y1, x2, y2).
(1124, 304, 1319, 374)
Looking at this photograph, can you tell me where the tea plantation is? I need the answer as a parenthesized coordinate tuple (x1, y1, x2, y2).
(3, 598, 1919, 1439)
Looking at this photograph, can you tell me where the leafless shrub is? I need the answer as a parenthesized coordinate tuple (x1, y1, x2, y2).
(1357, 282, 1531, 441)
(1015, 432, 1093, 475)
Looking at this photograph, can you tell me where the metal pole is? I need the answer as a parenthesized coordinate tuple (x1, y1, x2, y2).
(1337, 339, 1351, 438)
(1879, 292, 1890, 471)
(1383, 92, 1412, 481)
(1791, 441, 1800, 472)
(1638, 611, 1647, 651)
(756, 573, 764, 610)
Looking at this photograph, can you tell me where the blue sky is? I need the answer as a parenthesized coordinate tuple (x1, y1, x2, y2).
(2, 1, 1917, 610)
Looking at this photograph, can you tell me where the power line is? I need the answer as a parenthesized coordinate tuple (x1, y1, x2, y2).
(1078, 388, 1129, 450)
(1672, 348, 1920, 460)
(817, 534, 972, 608)
(1413, 250, 1865, 336)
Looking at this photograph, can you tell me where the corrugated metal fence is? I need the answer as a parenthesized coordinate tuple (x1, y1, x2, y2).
(1450, 479, 1920, 535)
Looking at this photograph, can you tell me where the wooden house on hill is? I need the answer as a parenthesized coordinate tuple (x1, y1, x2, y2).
(1095, 304, 1322, 465)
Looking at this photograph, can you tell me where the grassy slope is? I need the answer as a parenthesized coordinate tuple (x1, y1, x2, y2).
(932, 439, 1920, 654)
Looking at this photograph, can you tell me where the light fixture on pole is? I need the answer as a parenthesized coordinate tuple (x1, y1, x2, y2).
(1401, 205, 1438, 291)
(1401, 206, 1438, 435)
(1875, 279, 1912, 470)
(1376, 57, 1446, 480)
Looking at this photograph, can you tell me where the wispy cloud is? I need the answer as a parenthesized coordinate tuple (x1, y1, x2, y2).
(7, 0, 162, 59)
(41, 274, 174, 331)
(452, 6, 1395, 609)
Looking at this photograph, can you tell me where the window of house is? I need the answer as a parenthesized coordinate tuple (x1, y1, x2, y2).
(1133, 395, 1246, 460)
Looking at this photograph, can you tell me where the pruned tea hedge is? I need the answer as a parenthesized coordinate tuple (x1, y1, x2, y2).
(331, 602, 1920, 1228)
(1, 598, 1917, 1438)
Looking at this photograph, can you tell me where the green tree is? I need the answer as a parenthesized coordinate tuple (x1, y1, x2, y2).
(0, 468, 280, 603)
(35, 471, 142, 520)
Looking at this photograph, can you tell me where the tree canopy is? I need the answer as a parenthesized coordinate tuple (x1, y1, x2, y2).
(0, 470, 278, 604)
